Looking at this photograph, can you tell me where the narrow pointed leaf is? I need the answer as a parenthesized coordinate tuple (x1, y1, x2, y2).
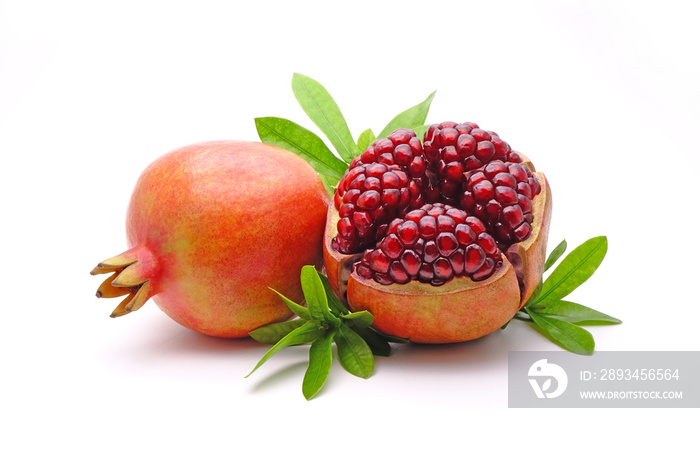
(526, 309, 594, 355)
(255, 117, 347, 184)
(292, 73, 359, 162)
(533, 236, 608, 306)
(302, 330, 336, 400)
(334, 324, 374, 378)
(352, 327, 392, 357)
(245, 320, 325, 377)
(300, 266, 340, 326)
(410, 124, 430, 139)
(544, 239, 567, 272)
(340, 310, 374, 328)
(536, 300, 622, 325)
(524, 279, 543, 307)
(269, 287, 311, 320)
(249, 319, 306, 345)
(377, 91, 436, 138)
(356, 128, 376, 152)
(318, 273, 350, 317)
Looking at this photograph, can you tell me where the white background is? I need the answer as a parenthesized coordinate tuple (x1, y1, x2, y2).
(2, 0, 698, 464)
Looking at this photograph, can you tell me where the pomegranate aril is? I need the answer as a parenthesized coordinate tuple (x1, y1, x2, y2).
(436, 232, 459, 257)
(492, 172, 517, 190)
(400, 249, 422, 276)
(381, 189, 401, 208)
(349, 174, 366, 190)
(374, 272, 393, 285)
(446, 208, 467, 223)
(423, 240, 439, 264)
(388, 129, 413, 145)
(369, 249, 391, 274)
(387, 217, 403, 234)
(366, 163, 388, 178)
(374, 139, 394, 154)
(433, 257, 454, 282)
(353, 211, 372, 234)
(380, 234, 404, 260)
(464, 244, 486, 274)
(343, 189, 361, 204)
(382, 171, 400, 189)
(509, 163, 528, 183)
(456, 134, 477, 156)
(477, 232, 498, 256)
(356, 264, 374, 279)
(437, 214, 457, 232)
(396, 220, 419, 246)
(449, 249, 465, 275)
(471, 257, 496, 281)
(337, 217, 356, 240)
(502, 205, 524, 227)
(470, 128, 491, 142)
(418, 215, 438, 240)
(495, 186, 518, 206)
(455, 223, 477, 245)
(513, 222, 531, 241)
(484, 161, 507, 178)
(475, 141, 495, 162)
(418, 263, 434, 283)
(388, 261, 410, 284)
(466, 216, 487, 235)
(338, 203, 355, 218)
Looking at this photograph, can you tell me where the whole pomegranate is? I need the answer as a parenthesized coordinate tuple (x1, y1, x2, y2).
(91, 140, 329, 337)
(324, 124, 552, 343)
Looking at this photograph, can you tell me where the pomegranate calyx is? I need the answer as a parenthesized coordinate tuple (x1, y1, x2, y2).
(91, 246, 160, 318)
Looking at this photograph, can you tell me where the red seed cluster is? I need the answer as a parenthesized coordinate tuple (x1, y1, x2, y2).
(460, 160, 541, 246)
(332, 162, 416, 254)
(332, 123, 543, 286)
(331, 129, 428, 254)
(355, 204, 502, 286)
(422, 121, 524, 204)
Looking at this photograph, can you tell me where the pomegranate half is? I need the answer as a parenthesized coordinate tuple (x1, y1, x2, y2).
(323, 125, 552, 343)
(91, 140, 329, 337)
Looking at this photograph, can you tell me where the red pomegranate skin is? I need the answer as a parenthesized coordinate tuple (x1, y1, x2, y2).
(98, 141, 329, 337)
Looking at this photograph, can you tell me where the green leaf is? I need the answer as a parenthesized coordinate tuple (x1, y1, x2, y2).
(249, 319, 306, 345)
(526, 308, 594, 355)
(255, 116, 347, 184)
(318, 273, 350, 317)
(533, 236, 608, 307)
(292, 73, 360, 162)
(544, 239, 567, 272)
(535, 300, 622, 325)
(302, 329, 336, 400)
(245, 320, 326, 377)
(524, 279, 543, 307)
(340, 311, 374, 328)
(269, 287, 311, 320)
(410, 124, 430, 139)
(356, 128, 376, 152)
(334, 324, 375, 378)
(377, 90, 436, 139)
(352, 326, 392, 357)
(301, 266, 341, 327)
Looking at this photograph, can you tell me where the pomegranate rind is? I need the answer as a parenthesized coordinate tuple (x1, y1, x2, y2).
(346, 261, 521, 344)
(512, 171, 552, 307)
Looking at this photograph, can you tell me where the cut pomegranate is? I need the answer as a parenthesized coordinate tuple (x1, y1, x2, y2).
(324, 123, 552, 344)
